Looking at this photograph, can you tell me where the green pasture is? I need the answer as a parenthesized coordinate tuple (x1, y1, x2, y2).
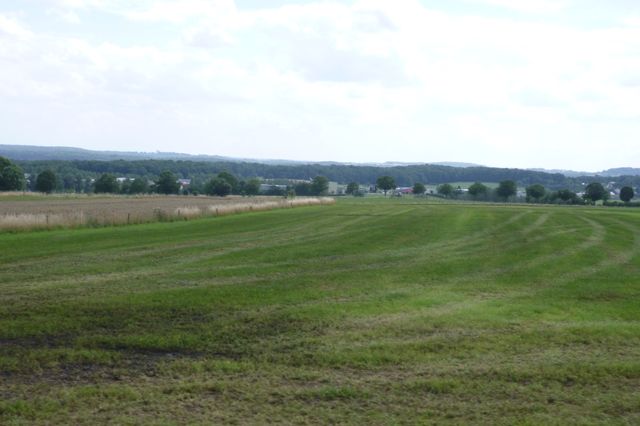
(1, 198, 639, 424)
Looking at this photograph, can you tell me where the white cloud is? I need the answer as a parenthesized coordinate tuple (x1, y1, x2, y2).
(0, 14, 32, 39)
(1, 1, 639, 170)
(122, 0, 237, 24)
(623, 16, 640, 26)
(49, 8, 81, 24)
(468, 0, 569, 14)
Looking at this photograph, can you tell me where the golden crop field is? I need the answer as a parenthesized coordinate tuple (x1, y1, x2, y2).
(0, 194, 335, 231)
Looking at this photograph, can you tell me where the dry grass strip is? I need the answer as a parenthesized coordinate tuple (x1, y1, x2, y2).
(0, 196, 335, 231)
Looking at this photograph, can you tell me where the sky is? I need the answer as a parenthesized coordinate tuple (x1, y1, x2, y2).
(1, 0, 639, 171)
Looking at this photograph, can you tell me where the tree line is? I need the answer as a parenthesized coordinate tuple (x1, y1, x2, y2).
(369, 175, 636, 205)
(2, 155, 637, 204)
(35, 169, 264, 197)
(2, 157, 332, 197)
(13, 158, 640, 193)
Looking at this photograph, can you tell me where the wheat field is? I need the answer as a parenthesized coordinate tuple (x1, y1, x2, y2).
(0, 195, 335, 230)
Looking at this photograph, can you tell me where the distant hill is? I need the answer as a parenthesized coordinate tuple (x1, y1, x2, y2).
(0, 144, 303, 165)
(597, 168, 640, 177)
(3, 145, 638, 191)
(528, 168, 592, 178)
(345, 161, 483, 168)
(429, 162, 483, 168)
(0, 145, 477, 169)
(530, 167, 640, 178)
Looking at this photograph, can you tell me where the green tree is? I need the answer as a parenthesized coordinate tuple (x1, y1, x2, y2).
(0, 157, 10, 171)
(156, 171, 179, 195)
(556, 189, 579, 204)
(412, 182, 426, 195)
(376, 176, 396, 196)
(620, 186, 634, 203)
(1, 164, 25, 191)
(205, 177, 232, 197)
(217, 171, 238, 193)
(346, 182, 359, 195)
(94, 173, 119, 193)
(35, 170, 57, 193)
(311, 176, 329, 195)
(119, 179, 131, 195)
(584, 182, 607, 203)
(468, 182, 488, 199)
(0, 157, 25, 191)
(62, 175, 76, 192)
(244, 178, 261, 196)
(265, 185, 286, 196)
(294, 182, 313, 196)
(496, 180, 517, 201)
(525, 184, 546, 203)
(437, 183, 454, 198)
(129, 178, 148, 194)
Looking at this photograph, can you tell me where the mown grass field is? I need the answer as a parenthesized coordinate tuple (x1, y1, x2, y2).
(1, 198, 639, 424)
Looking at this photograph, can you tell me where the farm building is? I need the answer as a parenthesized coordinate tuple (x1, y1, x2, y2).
(394, 187, 413, 195)
(177, 179, 191, 190)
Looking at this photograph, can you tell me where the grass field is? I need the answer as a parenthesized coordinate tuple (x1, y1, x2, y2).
(1, 198, 640, 424)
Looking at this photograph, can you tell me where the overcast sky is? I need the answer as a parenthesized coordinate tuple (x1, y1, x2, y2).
(1, 1, 639, 170)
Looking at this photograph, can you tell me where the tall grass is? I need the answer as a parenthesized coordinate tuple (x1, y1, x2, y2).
(0, 211, 87, 230)
(0, 197, 335, 231)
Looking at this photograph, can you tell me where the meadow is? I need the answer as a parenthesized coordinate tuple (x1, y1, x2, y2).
(0, 194, 334, 230)
(1, 197, 639, 424)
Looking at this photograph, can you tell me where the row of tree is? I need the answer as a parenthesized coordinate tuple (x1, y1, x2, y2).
(23, 168, 259, 197)
(1, 156, 333, 198)
(520, 182, 634, 204)
(367, 175, 635, 205)
(15, 158, 640, 193)
(437, 181, 521, 201)
(4, 155, 636, 205)
(90, 172, 332, 197)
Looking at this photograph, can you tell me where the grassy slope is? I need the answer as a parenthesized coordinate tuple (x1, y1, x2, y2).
(1, 198, 639, 424)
